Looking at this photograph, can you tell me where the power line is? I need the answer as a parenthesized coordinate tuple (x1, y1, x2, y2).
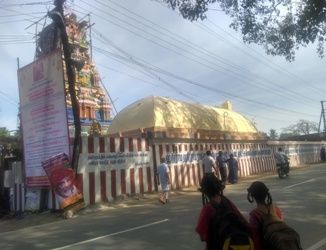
(94, 45, 196, 102)
(0, 12, 46, 17)
(95, 0, 246, 73)
(103, 0, 322, 103)
(0, 1, 314, 127)
(195, 22, 319, 103)
(94, 44, 318, 124)
(96, 61, 202, 100)
(95, 60, 309, 121)
(0, 41, 34, 45)
(98, 78, 118, 116)
(205, 18, 326, 95)
(91, 33, 317, 118)
(0, 7, 45, 19)
(0, 1, 52, 7)
(0, 18, 41, 24)
(0, 90, 18, 106)
(77, 0, 241, 77)
(76, 1, 317, 108)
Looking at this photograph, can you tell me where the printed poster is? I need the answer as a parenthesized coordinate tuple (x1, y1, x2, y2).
(42, 153, 83, 209)
(18, 50, 70, 186)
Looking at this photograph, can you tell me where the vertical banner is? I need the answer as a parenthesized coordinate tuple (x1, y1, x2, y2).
(42, 153, 83, 209)
(18, 50, 70, 186)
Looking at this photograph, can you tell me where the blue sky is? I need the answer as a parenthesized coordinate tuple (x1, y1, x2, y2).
(0, 0, 324, 135)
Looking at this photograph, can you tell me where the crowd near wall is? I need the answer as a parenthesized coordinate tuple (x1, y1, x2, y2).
(9, 136, 323, 210)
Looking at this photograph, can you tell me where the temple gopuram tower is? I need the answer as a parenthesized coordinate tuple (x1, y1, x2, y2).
(36, 11, 112, 135)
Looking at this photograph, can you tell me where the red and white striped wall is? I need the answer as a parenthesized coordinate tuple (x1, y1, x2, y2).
(44, 140, 323, 208)
(268, 141, 321, 167)
(153, 142, 276, 190)
(152, 141, 322, 191)
(75, 136, 154, 206)
(15, 138, 323, 210)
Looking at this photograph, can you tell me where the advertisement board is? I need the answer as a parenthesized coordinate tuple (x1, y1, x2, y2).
(18, 50, 70, 186)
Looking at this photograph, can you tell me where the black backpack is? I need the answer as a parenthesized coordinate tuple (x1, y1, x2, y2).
(260, 211, 302, 250)
(209, 198, 254, 250)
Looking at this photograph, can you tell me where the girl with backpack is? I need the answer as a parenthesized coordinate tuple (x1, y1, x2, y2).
(247, 181, 302, 250)
(196, 174, 254, 250)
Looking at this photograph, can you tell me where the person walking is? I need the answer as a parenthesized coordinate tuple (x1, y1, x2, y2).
(157, 157, 170, 204)
(216, 151, 227, 185)
(200, 150, 218, 205)
(226, 153, 238, 184)
(202, 150, 217, 176)
(320, 146, 326, 162)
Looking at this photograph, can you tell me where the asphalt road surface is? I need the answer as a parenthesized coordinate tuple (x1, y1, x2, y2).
(1, 163, 325, 250)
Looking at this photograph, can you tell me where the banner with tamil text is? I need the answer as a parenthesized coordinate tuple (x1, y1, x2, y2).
(18, 50, 70, 186)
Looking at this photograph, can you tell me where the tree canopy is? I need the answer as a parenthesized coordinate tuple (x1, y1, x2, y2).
(162, 0, 326, 61)
(282, 119, 318, 135)
(0, 127, 10, 137)
(268, 129, 279, 140)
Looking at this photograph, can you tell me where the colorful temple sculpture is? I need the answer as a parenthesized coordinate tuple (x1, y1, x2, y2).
(37, 12, 112, 135)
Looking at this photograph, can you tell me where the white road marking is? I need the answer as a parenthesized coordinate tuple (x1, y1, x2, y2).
(283, 179, 315, 190)
(305, 238, 326, 250)
(50, 219, 169, 250)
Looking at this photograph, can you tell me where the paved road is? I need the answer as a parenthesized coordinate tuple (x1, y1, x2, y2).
(1, 164, 325, 250)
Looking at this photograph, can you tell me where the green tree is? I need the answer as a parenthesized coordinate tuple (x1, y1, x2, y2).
(0, 127, 10, 137)
(162, 0, 326, 61)
(269, 129, 279, 140)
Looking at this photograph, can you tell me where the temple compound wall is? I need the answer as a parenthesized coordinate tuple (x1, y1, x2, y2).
(74, 136, 321, 207)
(10, 136, 322, 211)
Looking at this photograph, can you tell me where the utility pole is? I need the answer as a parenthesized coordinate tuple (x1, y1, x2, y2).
(318, 101, 326, 137)
(52, 0, 81, 172)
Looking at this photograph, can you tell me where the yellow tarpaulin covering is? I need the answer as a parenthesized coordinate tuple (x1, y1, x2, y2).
(108, 96, 258, 136)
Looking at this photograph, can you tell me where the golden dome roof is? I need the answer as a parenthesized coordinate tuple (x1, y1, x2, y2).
(108, 96, 263, 140)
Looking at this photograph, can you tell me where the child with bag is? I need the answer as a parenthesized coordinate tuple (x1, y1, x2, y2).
(247, 181, 302, 250)
(196, 174, 254, 250)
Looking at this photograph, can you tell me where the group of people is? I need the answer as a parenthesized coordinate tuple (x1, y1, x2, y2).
(155, 150, 238, 204)
(156, 148, 292, 205)
(196, 174, 301, 250)
(155, 152, 302, 249)
(203, 150, 239, 185)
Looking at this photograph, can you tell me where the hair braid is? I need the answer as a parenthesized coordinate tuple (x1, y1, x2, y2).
(266, 193, 273, 206)
(247, 181, 273, 205)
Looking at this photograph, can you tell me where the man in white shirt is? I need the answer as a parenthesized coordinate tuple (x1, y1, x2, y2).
(202, 150, 217, 175)
(157, 157, 171, 204)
